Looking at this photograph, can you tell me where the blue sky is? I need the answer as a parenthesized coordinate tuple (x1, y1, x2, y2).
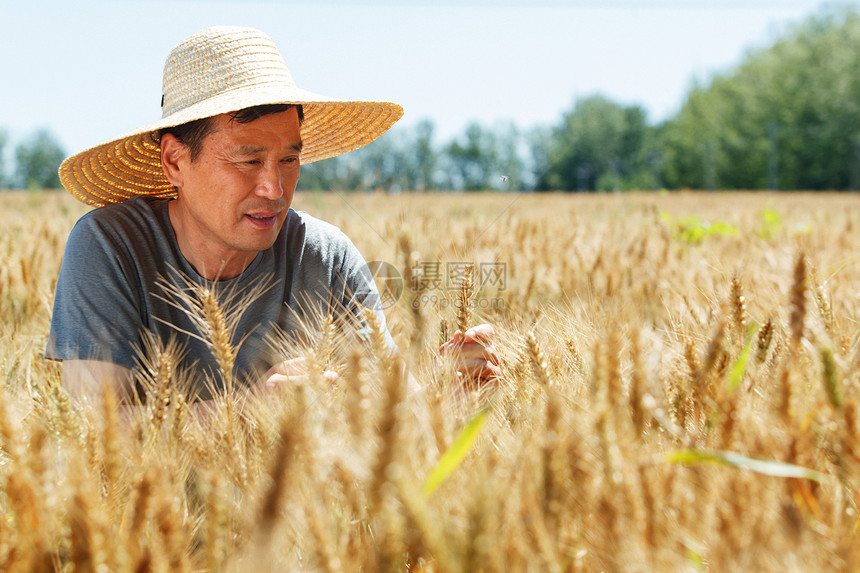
(0, 0, 842, 156)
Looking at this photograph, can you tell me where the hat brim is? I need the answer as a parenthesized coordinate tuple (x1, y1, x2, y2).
(59, 87, 403, 206)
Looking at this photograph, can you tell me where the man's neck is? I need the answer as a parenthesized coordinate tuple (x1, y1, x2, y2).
(167, 201, 256, 281)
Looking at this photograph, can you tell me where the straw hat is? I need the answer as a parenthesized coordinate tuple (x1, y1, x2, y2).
(59, 26, 404, 206)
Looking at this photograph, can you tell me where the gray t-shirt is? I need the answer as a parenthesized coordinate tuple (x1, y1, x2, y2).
(46, 196, 393, 400)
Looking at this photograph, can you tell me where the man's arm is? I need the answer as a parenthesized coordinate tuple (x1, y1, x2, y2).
(60, 360, 241, 424)
(62, 358, 337, 420)
(61, 359, 137, 404)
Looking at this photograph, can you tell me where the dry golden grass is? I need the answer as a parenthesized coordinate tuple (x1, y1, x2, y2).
(2, 188, 860, 571)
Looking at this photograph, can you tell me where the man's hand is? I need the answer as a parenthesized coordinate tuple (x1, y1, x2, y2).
(438, 323, 502, 386)
(253, 357, 339, 397)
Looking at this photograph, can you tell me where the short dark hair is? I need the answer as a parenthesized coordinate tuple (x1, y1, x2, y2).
(159, 103, 304, 161)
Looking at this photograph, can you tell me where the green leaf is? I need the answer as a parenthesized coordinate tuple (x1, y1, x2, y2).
(666, 449, 823, 482)
(761, 209, 782, 226)
(727, 323, 756, 393)
(710, 221, 739, 237)
(758, 209, 784, 239)
(422, 407, 489, 498)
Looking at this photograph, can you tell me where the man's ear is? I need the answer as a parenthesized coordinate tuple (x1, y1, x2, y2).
(160, 133, 187, 188)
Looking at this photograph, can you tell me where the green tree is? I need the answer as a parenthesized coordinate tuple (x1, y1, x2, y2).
(492, 122, 526, 191)
(297, 155, 358, 191)
(298, 120, 441, 192)
(14, 129, 65, 190)
(443, 123, 500, 191)
(357, 134, 404, 191)
(661, 6, 860, 190)
(406, 120, 438, 191)
(300, 119, 528, 193)
(536, 95, 651, 191)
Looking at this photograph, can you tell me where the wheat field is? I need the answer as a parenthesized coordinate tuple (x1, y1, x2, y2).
(1, 189, 860, 572)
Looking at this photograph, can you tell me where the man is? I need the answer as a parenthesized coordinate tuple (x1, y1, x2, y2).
(47, 26, 499, 403)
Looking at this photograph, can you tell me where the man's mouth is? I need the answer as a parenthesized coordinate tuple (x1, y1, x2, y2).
(246, 213, 278, 228)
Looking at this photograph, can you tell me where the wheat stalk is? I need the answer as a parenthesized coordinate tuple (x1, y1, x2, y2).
(4, 191, 860, 571)
(368, 356, 406, 516)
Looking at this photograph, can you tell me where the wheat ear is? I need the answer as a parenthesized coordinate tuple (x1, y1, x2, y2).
(756, 318, 775, 364)
(789, 252, 808, 351)
(362, 306, 392, 373)
(821, 346, 841, 408)
(730, 275, 747, 342)
(526, 331, 553, 388)
(457, 263, 474, 334)
(440, 318, 450, 346)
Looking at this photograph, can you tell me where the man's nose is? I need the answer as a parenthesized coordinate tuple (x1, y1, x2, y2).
(256, 162, 284, 199)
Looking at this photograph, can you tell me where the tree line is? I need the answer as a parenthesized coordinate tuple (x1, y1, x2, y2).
(0, 129, 65, 190)
(301, 6, 860, 192)
(4, 5, 859, 192)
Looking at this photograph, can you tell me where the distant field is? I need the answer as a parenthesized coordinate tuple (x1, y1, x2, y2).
(2, 189, 860, 571)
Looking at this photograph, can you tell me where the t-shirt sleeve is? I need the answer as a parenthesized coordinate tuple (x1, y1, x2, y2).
(334, 234, 399, 355)
(45, 215, 145, 370)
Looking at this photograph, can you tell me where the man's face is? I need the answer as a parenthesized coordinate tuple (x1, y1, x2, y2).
(164, 108, 302, 278)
